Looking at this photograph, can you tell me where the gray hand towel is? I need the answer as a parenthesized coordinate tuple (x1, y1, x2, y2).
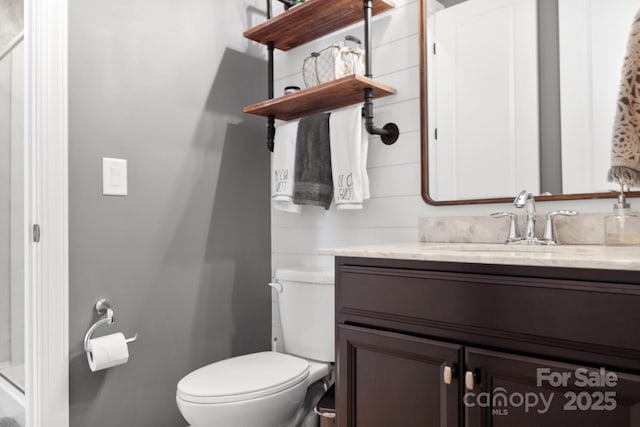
(609, 9, 640, 186)
(294, 113, 333, 210)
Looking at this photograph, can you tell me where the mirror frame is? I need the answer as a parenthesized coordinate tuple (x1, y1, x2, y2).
(418, 0, 640, 206)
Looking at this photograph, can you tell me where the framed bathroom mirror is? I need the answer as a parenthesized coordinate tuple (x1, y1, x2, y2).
(420, 0, 640, 205)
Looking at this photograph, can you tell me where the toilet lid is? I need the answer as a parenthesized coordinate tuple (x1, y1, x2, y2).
(177, 352, 310, 404)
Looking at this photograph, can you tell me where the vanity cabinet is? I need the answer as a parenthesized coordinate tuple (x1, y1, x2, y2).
(335, 257, 640, 427)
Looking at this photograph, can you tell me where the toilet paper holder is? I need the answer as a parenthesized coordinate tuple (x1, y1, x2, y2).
(83, 298, 138, 352)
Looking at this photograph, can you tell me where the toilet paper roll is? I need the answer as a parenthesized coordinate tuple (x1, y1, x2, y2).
(86, 332, 130, 372)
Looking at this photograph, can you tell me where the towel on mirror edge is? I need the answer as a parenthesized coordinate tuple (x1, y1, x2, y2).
(609, 8, 640, 186)
(293, 113, 333, 210)
(272, 121, 302, 214)
(329, 106, 370, 210)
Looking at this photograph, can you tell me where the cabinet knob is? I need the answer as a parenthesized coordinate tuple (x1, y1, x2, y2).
(465, 371, 475, 391)
(443, 366, 453, 385)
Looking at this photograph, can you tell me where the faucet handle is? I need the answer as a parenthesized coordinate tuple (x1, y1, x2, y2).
(491, 212, 521, 243)
(542, 210, 578, 244)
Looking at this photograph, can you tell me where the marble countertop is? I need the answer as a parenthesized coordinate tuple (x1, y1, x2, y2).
(319, 242, 640, 271)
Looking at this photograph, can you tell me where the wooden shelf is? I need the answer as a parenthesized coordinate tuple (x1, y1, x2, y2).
(243, 75, 396, 121)
(244, 0, 395, 51)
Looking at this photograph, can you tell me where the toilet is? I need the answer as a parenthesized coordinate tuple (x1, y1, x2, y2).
(176, 268, 335, 427)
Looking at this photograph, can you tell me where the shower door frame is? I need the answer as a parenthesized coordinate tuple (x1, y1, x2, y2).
(24, 0, 70, 425)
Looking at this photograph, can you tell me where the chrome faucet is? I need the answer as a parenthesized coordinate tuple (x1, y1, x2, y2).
(492, 190, 578, 245)
(513, 190, 537, 243)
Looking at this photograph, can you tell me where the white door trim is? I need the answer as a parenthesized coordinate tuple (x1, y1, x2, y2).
(24, 0, 70, 425)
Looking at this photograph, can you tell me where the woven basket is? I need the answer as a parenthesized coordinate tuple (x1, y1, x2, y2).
(302, 36, 365, 88)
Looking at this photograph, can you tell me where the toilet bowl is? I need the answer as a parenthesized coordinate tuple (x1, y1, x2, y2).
(176, 268, 334, 427)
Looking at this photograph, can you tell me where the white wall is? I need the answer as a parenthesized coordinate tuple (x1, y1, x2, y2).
(0, 35, 11, 365)
(0, 0, 23, 51)
(0, 39, 24, 370)
(9, 41, 23, 368)
(269, 0, 625, 349)
(558, 0, 639, 194)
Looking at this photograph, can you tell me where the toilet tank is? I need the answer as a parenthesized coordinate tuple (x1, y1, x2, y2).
(274, 268, 335, 362)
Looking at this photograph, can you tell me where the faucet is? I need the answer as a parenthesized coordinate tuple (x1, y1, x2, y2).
(492, 190, 578, 245)
(513, 190, 537, 243)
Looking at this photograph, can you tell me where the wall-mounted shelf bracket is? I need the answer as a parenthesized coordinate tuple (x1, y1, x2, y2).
(267, 39, 276, 151)
(267, 115, 276, 152)
(363, 88, 399, 145)
(362, 0, 399, 145)
(276, 0, 294, 9)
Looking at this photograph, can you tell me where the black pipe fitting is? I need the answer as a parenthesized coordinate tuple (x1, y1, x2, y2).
(362, 1, 400, 145)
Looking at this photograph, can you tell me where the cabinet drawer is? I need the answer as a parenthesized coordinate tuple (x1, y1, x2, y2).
(336, 265, 640, 361)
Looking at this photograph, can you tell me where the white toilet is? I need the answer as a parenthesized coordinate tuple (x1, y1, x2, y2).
(176, 268, 335, 427)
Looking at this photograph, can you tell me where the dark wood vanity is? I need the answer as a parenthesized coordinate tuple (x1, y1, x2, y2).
(335, 256, 640, 426)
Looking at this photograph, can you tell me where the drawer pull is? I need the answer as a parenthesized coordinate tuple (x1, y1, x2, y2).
(443, 366, 453, 385)
(465, 371, 475, 391)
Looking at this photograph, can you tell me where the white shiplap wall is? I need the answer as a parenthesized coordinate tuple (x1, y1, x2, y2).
(269, 0, 622, 349)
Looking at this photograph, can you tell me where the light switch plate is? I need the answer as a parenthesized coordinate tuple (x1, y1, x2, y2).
(102, 157, 128, 196)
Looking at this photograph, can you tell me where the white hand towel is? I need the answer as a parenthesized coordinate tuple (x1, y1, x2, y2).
(272, 121, 302, 214)
(330, 106, 370, 210)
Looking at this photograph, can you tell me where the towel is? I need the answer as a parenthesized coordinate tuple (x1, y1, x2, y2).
(272, 121, 302, 214)
(609, 9, 640, 186)
(293, 113, 333, 210)
(329, 106, 370, 210)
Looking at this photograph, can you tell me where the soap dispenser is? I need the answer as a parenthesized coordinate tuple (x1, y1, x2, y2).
(604, 185, 640, 246)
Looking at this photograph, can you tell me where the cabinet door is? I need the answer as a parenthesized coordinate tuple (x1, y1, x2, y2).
(337, 324, 462, 427)
(465, 347, 640, 427)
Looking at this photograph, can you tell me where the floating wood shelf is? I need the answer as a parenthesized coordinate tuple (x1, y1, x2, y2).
(243, 75, 396, 121)
(244, 0, 395, 51)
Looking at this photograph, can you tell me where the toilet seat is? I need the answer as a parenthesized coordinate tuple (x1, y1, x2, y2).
(177, 352, 310, 405)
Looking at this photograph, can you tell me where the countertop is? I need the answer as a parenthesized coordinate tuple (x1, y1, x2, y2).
(319, 242, 640, 271)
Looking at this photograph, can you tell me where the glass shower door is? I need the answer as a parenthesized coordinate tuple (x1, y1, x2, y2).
(0, 32, 25, 427)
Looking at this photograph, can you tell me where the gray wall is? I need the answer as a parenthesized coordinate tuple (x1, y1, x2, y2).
(68, 1, 271, 426)
(538, 0, 563, 195)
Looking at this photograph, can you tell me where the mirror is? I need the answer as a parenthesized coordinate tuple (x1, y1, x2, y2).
(420, 0, 640, 205)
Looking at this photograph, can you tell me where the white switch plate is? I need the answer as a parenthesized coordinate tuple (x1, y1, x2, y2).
(102, 157, 128, 196)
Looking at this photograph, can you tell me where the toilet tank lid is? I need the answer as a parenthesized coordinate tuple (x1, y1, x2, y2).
(275, 268, 334, 284)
